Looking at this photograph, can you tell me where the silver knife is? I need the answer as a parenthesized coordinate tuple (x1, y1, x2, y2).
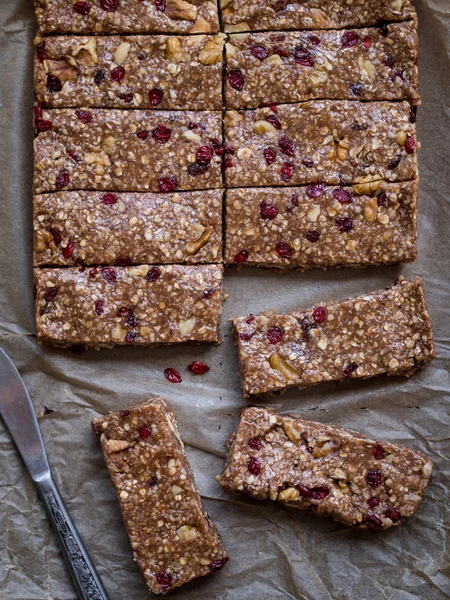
(0, 348, 110, 600)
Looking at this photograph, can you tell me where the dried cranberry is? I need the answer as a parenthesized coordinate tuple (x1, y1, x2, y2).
(388, 155, 402, 170)
(158, 176, 177, 192)
(343, 362, 358, 378)
(136, 130, 149, 140)
(94, 69, 106, 85)
(335, 216, 353, 232)
(224, 158, 234, 169)
(62, 240, 74, 259)
(272, 46, 290, 58)
(313, 306, 327, 324)
(297, 484, 313, 498)
(373, 444, 385, 460)
(118, 92, 132, 103)
(286, 194, 299, 212)
(100, 0, 119, 11)
(187, 161, 208, 176)
(146, 475, 158, 487)
(267, 326, 285, 344)
(279, 137, 295, 157)
(94, 299, 105, 315)
(250, 44, 269, 60)
(384, 56, 395, 68)
(234, 250, 249, 263)
(148, 87, 163, 106)
(364, 514, 383, 529)
(102, 267, 117, 283)
(55, 169, 70, 189)
(342, 31, 359, 48)
(117, 306, 131, 318)
(311, 486, 330, 500)
(196, 145, 214, 165)
(89, 267, 99, 278)
(137, 52, 146, 60)
(365, 469, 382, 487)
(377, 192, 387, 207)
(260, 202, 278, 220)
(164, 368, 182, 383)
(75, 110, 92, 124)
(138, 426, 151, 439)
(362, 35, 373, 49)
(264, 148, 277, 166)
(110, 66, 125, 83)
(67, 149, 81, 162)
(306, 230, 320, 242)
(124, 331, 136, 344)
(273, 0, 287, 11)
(73, 1, 90, 15)
(228, 69, 245, 90)
(332, 187, 352, 204)
(210, 558, 229, 572)
(147, 267, 161, 282)
(36, 116, 53, 132)
(306, 182, 325, 198)
(293, 46, 314, 67)
(201, 288, 214, 299)
(410, 106, 417, 124)
(36, 41, 46, 61)
(46, 74, 63, 92)
(275, 241, 293, 259)
(367, 497, 380, 508)
(119, 409, 130, 417)
(188, 361, 209, 374)
(44, 287, 58, 302)
(248, 437, 262, 450)
(152, 124, 171, 144)
(404, 135, 416, 154)
(280, 162, 294, 180)
(350, 84, 363, 97)
(309, 34, 321, 46)
(154, 0, 166, 11)
(155, 571, 172, 588)
(248, 457, 261, 474)
(49, 227, 62, 245)
(116, 256, 132, 266)
(266, 114, 281, 130)
(385, 508, 401, 522)
(239, 332, 254, 342)
(102, 193, 118, 205)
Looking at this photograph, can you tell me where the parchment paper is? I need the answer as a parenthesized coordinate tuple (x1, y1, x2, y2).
(0, 1, 449, 598)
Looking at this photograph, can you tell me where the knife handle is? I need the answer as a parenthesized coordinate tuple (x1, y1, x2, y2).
(35, 476, 110, 600)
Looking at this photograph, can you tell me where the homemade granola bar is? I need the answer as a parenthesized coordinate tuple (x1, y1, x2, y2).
(225, 181, 417, 269)
(222, 0, 415, 33)
(33, 108, 222, 194)
(34, 34, 223, 110)
(224, 101, 418, 188)
(232, 277, 435, 397)
(92, 397, 229, 594)
(35, 0, 219, 35)
(35, 264, 224, 347)
(218, 406, 433, 530)
(34, 190, 223, 266)
(225, 22, 419, 108)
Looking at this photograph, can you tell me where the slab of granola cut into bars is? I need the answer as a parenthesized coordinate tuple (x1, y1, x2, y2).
(35, 265, 224, 347)
(224, 100, 418, 188)
(92, 397, 228, 595)
(225, 22, 419, 109)
(222, 0, 415, 33)
(34, 190, 223, 267)
(232, 277, 435, 397)
(34, 34, 224, 110)
(34, 0, 219, 35)
(219, 406, 433, 530)
(33, 108, 222, 194)
(225, 181, 417, 269)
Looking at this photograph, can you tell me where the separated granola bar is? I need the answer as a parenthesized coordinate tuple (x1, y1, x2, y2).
(224, 101, 418, 188)
(232, 277, 434, 397)
(35, 0, 219, 35)
(225, 181, 417, 269)
(222, 0, 415, 33)
(225, 22, 419, 108)
(92, 397, 228, 594)
(33, 109, 222, 194)
(219, 406, 433, 530)
(34, 190, 223, 266)
(34, 35, 223, 110)
(35, 264, 224, 347)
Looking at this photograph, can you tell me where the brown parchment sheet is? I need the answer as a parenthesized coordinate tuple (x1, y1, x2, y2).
(0, 1, 449, 598)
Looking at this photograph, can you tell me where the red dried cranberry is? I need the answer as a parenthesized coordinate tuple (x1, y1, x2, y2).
(201, 288, 214, 299)
(297, 484, 313, 498)
(275, 241, 293, 259)
(147, 267, 161, 282)
(62, 240, 74, 259)
(67, 149, 81, 162)
(335, 216, 353, 232)
(139, 426, 151, 439)
(350, 83, 363, 97)
(102, 193, 118, 205)
(384, 56, 395, 68)
(49, 227, 62, 245)
(273, 0, 287, 11)
(35, 115, 53, 132)
(302, 158, 314, 167)
(365, 469, 382, 487)
(36, 41, 46, 61)
(364, 514, 383, 529)
(248, 437, 262, 451)
(266, 114, 281, 130)
(102, 267, 117, 283)
(152, 124, 171, 144)
(148, 87, 163, 106)
(124, 331, 136, 344)
(164, 368, 182, 383)
(117, 306, 131, 318)
(385, 508, 401, 522)
(309, 34, 321, 46)
(95, 299, 105, 315)
(342, 31, 359, 48)
(272, 46, 290, 58)
(313, 306, 327, 324)
(248, 457, 261, 474)
(154, 0, 166, 11)
(362, 35, 373, 49)
(293, 46, 314, 67)
(136, 130, 149, 140)
(287, 193, 299, 212)
(250, 45, 269, 60)
(306, 182, 325, 198)
(158, 176, 177, 192)
(278, 137, 295, 157)
(373, 444, 385, 460)
(343, 362, 358, 378)
(155, 571, 172, 588)
(100, 0, 119, 11)
(119, 409, 130, 417)
(388, 155, 402, 170)
(377, 192, 387, 206)
(210, 558, 229, 572)
(196, 145, 214, 164)
(264, 148, 277, 166)
(46, 74, 63, 92)
(110, 66, 125, 83)
(188, 361, 209, 374)
(246, 316, 254, 324)
(75, 110, 92, 124)
(55, 169, 70, 189)
(267, 325, 285, 344)
(118, 92, 132, 103)
(332, 187, 352, 204)
(94, 69, 106, 85)
(234, 249, 249, 263)
(187, 161, 208, 176)
(228, 69, 245, 90)
(404, 135, 416, 154)
(224, 158, 234, 169)
(260, 202, 278, 220)
(280, 162, 294, 180)
(73, 1, 90, 15)
(116, 256, 132, 266)
(44, 287, 58, 302)
(311, 486, 330, 500)
(239, 332, 254, 342)
(89, 267, 99, 278)
(367, 497, 380, 508)
(306, 230, 320, 242)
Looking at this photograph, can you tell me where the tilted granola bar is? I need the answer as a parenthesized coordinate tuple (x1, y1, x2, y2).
(225, 181, 417, 269)
(225, 22, 419, 108)
(34, 190, 223, 266)
(232, 277, 435, 397)
(219, 406, 433, 530)
(222, 0, 415, 33)
(35, 264, 224, 347)
(224, 101, 418, 188)
(34, 34, 223, 110)
(35, 0, 219, 35)
(33, 109, 222, 194)
(92, 397, 228, 594)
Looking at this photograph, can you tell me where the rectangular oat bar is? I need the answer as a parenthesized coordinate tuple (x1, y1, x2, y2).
(232, 277, 435, 397)
(34, 190, 223, 266)
(92, 397, 228, 594)
(225, 22, 419, 108)
(224, 100, 418, 188)
(33, 109, 222, 194)
(222, 0, 415, 33)
(34, 35, 223, 110)
(35, 264, 224, 347)
(35, 0, 219, 35)
(225, 181, 417, 269)
(219, 406, 433, 530)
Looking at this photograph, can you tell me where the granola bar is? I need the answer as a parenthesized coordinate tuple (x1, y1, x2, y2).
(35, 264, 224, 347)
(34, 190, 223, 266)
(225, 22, 419, 108)
(34, 34, 223, 110)
(222, 0, 415, 33)
(218, 406, 433, 530)
(35, 0, 219, 35)
(92, 397, 228, 594)
(225, 181, 417, 269)
(224, 100, 418, 188)
(232, 277, 435, 397)
(33, 108, 222, 194)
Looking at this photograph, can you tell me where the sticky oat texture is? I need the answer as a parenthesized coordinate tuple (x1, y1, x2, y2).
(35, 264, 224, 347)
(92, 397, 228, 594)
(33, 190, 223, 266)
(225, 181, 417, 269)
(34, 34, 224, 110)
(232, 277, 435, 397)
(225, 22, 419, 108)
(219, 406, 433, 530)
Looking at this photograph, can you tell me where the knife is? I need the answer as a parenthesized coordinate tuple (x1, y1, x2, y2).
(0, 348, 110, 600)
